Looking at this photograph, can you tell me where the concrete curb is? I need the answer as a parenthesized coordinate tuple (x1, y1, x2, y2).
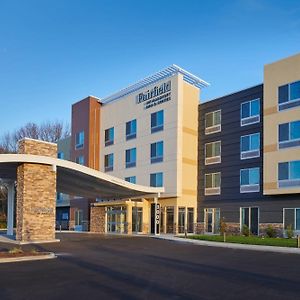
(0, 252, 56, 264)
(152, 235, 300, 255)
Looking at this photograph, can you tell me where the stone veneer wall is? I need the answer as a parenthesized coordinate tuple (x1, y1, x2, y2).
(16, 138, 57, 242)
(18, 138, 57, 157)
(90, 206, 106, 233)
(259, 223, 284, 237)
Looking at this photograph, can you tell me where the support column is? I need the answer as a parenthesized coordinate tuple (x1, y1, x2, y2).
(184, 206, 188, 234)
(127, 200, 132, 235)
(7, 182, 15, 236)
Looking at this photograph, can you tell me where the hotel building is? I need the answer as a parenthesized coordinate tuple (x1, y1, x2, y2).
(58, 53, 300, 236)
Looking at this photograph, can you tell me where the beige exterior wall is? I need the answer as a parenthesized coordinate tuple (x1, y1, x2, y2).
(264, 53, 300, 195)
(95, 75, 200, 234)
(101, 75, 180, 198)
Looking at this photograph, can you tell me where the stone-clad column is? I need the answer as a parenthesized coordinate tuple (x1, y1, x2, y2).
(90, 205, 106, 233)
(16, 138, 57, 242)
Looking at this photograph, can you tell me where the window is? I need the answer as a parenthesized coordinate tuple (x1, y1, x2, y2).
(75, 155, 84, 165)
(57, 152, 64, 159)
(125, 176, 136, 184)
(241, 99, 260, 126)
(125, 148, 136, 168)
(75, 131, 84, 149)
(279, 80, 300, 111)
(278, 160, 300, 188)
(105, 127, 114, 146)
(151, 141, 163, 163)
(205, 141, 221, 165)
(240, 168, 260, 193)
(204, 208, 220, 234)
(104, 153, 114, 172)
(279, 120, 300, 149)
(151, 110, 164, 133)
(240, 133, 260, 159)
(205, 172, 221, 195)
(283, 208, 300, 233)
(178, 207, 185, 234)
(126, 119, 137, 140)
(150, 172, 163, 187)
(241, 207, 259, 235)
(205, 110, 221, 134)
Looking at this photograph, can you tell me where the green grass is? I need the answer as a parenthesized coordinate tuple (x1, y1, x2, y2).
(185, 235, 298, 248)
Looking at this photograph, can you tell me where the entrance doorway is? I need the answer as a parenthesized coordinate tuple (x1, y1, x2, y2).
(107, 206, 127, 234)
(241, 207, 259, 235)
(75, 209, 83, 231)
(132, 207, 143, 233)
(166, 207, 174, 233)
(204, 208, 220, 234)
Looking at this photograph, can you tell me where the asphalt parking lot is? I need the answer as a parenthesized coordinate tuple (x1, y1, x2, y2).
(1, 233, 300, 300)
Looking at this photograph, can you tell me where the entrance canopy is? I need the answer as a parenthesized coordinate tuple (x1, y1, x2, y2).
(0, 154, 164, 200)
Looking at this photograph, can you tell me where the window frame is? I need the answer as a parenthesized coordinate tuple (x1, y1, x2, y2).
(151, 110, 164, 133)
(240, 98, 260, 126)
(205, 110, 221, 135)
(278, 80, 300, 111)
(240, 167, 260, 193)
(151, 141, 164, 164)
(278, 160, 300, 188)
(240, 132, 260, 160)
(104, 153, 114, 172)
(125, 176, 136, 184)
(75, 155, 84, 165)
(126, 119, 137, 141)
(105, 127, 114, 147)
(205, 140, 221, 165)
(204, 172, 221, 196)
(278, 120, 300, 149)
(125, 148, 137, 168)
(150, 172, 163, 187)
(75, 131, 84, 150)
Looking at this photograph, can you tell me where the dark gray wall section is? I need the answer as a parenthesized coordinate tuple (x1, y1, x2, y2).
(198, 84, 300, 223)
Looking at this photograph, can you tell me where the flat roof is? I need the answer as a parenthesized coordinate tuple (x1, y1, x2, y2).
(100, 64, 210, 104)
(0, 154, 164, 200)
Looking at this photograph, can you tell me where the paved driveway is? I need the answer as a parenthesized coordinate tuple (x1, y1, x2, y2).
(0, 233, 300, 299)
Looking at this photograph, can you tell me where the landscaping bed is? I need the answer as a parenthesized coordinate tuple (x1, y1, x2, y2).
(185, 235, 298, 248)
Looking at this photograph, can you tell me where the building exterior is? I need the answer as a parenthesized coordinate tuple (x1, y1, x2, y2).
(57, 53, 300, 236)
(198, 53, 300, 236)
(58, 65, 209, 234)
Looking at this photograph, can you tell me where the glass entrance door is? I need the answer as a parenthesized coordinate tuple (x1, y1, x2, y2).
(75, 209, 83, 231)
(204, 208, 220, 234)
(132, 207, 143, 233)
(241, 207, 259, 235)
(187, 208, 194, 233)
(107, 206, 127, 233)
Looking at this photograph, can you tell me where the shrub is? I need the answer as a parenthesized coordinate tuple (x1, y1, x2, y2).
(266, 225, 277, 238)
(286, 224, 294, 239)
(242, 224, 250, 237)
(9, 247, 23, 254)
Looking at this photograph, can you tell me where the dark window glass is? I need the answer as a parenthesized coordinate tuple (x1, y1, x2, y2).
(251, 99, 260, 116)
(279, 123, 289, 142)
(291, 121, 300, 140)
(241, 102, 250, 118)
(279, 85, 289, 104)
(290, 161, 300, 179)
(241, 170, 249, 185)
(241, 136, 250, 152)
(278, 162, 289, 180)
(206, 113, 213, 128)
(290, 81, 300, 101)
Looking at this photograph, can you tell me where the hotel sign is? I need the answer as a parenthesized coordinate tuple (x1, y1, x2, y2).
(136, 81, 171, 109)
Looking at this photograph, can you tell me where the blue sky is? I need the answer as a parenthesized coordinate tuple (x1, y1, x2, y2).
(0, 0, 299, 135)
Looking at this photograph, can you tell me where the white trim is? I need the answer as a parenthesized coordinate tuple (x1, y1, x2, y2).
(0, 154, 164, 195)
(101, 64, 209, 104)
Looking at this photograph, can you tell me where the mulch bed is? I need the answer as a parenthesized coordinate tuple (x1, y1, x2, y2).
(0, 252, 50, 258)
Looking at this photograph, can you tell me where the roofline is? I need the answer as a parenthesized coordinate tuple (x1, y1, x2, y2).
(202, 83, 263, 103)
(100, 64, 210, 104)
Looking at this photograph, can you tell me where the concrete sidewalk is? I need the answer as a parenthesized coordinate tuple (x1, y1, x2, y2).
(153, 234, 300, 255)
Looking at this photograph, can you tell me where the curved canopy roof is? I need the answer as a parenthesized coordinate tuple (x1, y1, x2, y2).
(0, 154, 164, 200)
